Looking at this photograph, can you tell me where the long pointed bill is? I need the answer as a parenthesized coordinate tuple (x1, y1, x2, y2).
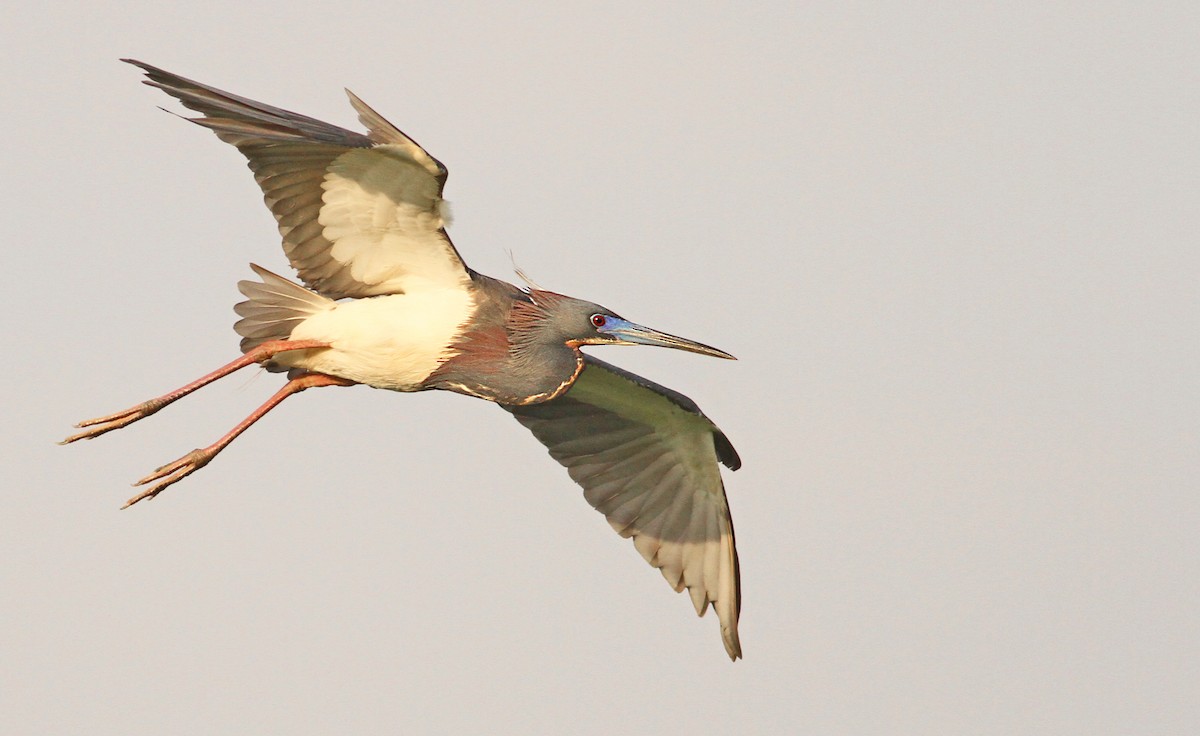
(600, 318, 736, 360)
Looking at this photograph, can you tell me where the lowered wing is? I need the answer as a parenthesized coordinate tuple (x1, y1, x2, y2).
(507, 357, 742, 660)
(125, 59, 471, 299)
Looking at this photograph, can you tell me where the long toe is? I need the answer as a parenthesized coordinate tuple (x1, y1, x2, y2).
(61, 401, 164, 444)
(60, 411, 139, 444)
(123, 449, 213, 508)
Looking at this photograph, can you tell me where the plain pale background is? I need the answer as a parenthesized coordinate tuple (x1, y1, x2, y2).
(3, 2, 1196, 734)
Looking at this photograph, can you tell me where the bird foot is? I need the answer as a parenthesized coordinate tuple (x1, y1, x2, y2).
(123, 448, 214, 508)
(60, 399, 166, 444)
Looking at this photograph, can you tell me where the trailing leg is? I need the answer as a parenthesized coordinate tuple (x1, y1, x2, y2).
(61, 339, 331, 444)
(122, 372, 355, 508)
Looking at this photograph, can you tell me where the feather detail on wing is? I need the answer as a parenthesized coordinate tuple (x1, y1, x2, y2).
(507, 357, 742, 660)
(124, 59, 470, 299)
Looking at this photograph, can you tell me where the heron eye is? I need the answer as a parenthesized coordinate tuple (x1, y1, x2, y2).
(590, 314, 607, 328)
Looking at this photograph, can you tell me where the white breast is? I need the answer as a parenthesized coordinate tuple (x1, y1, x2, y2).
(278, 286, 476, 390)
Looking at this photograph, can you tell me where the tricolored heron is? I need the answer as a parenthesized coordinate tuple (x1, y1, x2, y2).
(63, 60, 743, 660)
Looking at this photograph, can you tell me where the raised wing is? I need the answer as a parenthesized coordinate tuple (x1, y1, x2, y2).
(507, 357, 742, 660)
(124, 59, 471, 299)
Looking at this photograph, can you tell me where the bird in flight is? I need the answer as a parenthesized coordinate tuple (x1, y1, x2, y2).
(64, 60, 743, 660)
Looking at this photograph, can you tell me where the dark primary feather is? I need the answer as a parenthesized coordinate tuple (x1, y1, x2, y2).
(123, 59, 376, 148)
(582, 358, 741, 471)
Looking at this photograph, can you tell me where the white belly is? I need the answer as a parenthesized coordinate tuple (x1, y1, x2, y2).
(278, 287, 476, 390)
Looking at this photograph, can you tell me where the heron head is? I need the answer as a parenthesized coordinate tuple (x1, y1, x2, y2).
(515, 290, 735, 360)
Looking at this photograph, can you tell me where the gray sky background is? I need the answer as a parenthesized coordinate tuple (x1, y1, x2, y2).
(4, 2, 1196, 734)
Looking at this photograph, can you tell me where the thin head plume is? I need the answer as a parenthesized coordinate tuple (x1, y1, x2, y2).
(507, 250, 542, 291)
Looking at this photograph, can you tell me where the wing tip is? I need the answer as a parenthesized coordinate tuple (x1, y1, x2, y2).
(723, 625, 743, 661)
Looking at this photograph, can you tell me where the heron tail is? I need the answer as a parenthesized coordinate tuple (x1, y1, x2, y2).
(234, 264, 334, 354)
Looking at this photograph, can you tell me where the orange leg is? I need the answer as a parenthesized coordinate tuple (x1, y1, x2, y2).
(123, 372, 355, 508)
(61, 339, 331, 444)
